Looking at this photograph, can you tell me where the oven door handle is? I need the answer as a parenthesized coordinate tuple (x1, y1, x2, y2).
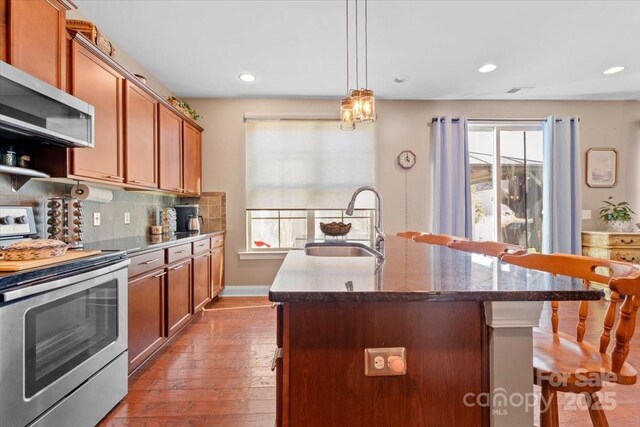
(0, 259, 131, 302)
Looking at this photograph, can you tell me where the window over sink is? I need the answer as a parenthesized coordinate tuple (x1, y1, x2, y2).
(245, 118, 375, 251)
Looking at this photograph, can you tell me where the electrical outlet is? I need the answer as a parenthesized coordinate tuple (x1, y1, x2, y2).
(582, 210, 592, 220)
(364, 347, 407, 376)
(124, 212, 131, 224)
(93, 212, 101, 227)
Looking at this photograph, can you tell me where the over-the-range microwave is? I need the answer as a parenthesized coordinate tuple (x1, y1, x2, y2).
(0, 60, 94, 148)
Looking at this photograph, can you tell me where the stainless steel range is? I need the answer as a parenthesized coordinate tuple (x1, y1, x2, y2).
(0, 205, 129, 427)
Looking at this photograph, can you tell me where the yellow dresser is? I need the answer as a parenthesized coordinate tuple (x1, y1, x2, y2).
(582, 231, 640, 298)
(582, 231, 640, 263)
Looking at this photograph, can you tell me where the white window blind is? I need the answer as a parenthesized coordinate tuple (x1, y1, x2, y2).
(245, 120, 375, 209)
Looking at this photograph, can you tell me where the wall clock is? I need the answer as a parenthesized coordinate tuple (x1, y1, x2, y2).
(397, 150, 416, 169)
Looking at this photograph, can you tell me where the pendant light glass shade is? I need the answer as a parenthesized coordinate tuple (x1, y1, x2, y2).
(340, 97, 356, 131)
(360, 89, 375, 122)
(350, 89, 363, 121)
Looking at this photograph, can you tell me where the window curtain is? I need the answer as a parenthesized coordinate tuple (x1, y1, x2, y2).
(542, 116, 581, 254)
(430, 117, 472, 237)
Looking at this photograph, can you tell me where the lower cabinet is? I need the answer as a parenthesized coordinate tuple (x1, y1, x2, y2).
(127, 235, 225, 373)
(128, 270, 166, 372)
(210, 246, 224, 297)
(166, 259, 192, 337)
(192, 252, 211, 312)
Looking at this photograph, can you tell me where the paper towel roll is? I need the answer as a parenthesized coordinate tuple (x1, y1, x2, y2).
(70, 184, 113, 204)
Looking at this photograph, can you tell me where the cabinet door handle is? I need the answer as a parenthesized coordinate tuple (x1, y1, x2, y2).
(170, 264, 186, 271)
(143, 259, 160, 265)
(621, 239, 635, 244)
(153, 272, 167, 278)
(105, 175, 121, 180)
(174, 250, 185, 254)
(271, 347, 283, 371)
(271, 302, 282, 309)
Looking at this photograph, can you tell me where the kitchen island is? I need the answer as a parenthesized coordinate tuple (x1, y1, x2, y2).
(269, 236, 602, 427)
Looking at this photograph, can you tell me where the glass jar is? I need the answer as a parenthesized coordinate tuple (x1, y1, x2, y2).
(1, 147, 17, 166)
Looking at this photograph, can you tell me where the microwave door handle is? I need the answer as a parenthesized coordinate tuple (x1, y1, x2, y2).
(0, 259, 130, 302)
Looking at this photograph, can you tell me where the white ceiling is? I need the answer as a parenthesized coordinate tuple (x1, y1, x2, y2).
(75, 0, 640, 100)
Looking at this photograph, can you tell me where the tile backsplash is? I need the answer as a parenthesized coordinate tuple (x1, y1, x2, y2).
(0, 175, 226, 243)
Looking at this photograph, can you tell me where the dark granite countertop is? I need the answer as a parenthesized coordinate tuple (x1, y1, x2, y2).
(0, 251, 127, 292)
(269, 236, 604, 303)
(82, 229, 225, 255)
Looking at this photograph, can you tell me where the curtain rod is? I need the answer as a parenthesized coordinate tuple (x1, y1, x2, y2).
(431, 117, 580, 123)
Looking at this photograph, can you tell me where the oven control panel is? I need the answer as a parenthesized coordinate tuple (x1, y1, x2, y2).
(0, 206, 37, 238)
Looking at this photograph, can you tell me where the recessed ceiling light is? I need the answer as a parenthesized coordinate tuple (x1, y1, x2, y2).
(478, 64, 497, 73)
(603, 66, 625, 75)
(394, 75, 409, 83)
(238, 73, 257, 82)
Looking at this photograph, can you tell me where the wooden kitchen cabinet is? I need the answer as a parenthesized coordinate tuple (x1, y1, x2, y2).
(1, 0, 69, 89)
(158, 104, 183, 193)
(192, 252, 211, 312)
(166, 259, 192, 337)
(182, 121, 202, 195)
(69, 38, 124, 182)
(128, 270, 166, 372)
(210, 241, 224, 298)
(124, 80, 158, 188)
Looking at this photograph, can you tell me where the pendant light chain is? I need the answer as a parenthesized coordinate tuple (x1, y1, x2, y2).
(345, 0, 349, 96)
(365, 0, 368, 89)
(355, 0, 359, 90)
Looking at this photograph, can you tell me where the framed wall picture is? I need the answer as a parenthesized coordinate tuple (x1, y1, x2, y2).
(586, 148, 617, 188)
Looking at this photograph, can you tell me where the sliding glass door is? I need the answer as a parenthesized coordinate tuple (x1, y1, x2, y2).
(468, 124, 543, 251)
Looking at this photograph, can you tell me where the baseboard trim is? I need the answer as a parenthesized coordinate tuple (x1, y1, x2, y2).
(220, 285, 270, 297)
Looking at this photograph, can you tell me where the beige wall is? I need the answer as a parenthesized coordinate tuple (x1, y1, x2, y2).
(186, 98, 640, 286)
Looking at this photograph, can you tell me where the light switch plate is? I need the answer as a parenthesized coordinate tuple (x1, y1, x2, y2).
(124, 212, 130, 224)
(582, 210, 591, 220)
(93, 212, 101, 227)
(364, 347, 407, 376)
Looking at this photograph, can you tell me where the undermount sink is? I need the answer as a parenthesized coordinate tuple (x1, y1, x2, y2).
(304, 243, 375, 257)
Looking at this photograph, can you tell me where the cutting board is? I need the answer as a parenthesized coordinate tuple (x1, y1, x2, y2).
(0, 250, 102, 272)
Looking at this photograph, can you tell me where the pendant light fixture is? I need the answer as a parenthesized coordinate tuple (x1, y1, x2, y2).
(340, 0, 355, 130)
(339, 0, 374, 130)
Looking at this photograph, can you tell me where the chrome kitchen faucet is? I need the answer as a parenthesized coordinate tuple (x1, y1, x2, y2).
(346, 186, 385, 257)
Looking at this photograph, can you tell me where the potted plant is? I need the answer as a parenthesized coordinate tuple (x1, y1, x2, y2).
(599, 196, 635, 232)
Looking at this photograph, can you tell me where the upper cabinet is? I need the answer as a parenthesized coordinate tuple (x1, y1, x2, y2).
(69, 38, 124, 183)
(158, 104, 183, 193)
(9, 21, 205, 195)
(1, 0, 69, 89)
(183, 121, 202, 195)
(125, 81, 158, 188)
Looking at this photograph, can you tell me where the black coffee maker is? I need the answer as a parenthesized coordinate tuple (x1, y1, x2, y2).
(175, 205, 203, 232)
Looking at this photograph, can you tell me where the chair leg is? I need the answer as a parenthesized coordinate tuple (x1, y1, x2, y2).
(540, 386, 560, 427)
(586, 392, 610, 427)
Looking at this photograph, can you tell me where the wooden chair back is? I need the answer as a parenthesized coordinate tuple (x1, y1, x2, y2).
(448, 240, 527, 257)
(414, 233, 462, 247)
(396, 231, 424, 240)
(499, 252, 640, 374)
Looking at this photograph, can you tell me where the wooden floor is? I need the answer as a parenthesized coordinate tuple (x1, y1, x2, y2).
(99, 297, 640, 426)
(99, 297, 277, 426)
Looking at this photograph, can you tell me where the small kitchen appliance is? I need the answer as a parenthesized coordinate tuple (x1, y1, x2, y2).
(175, 204, 203, 232)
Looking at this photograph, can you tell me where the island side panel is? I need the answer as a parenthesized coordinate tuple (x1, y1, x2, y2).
(281, 301, 489, 427)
